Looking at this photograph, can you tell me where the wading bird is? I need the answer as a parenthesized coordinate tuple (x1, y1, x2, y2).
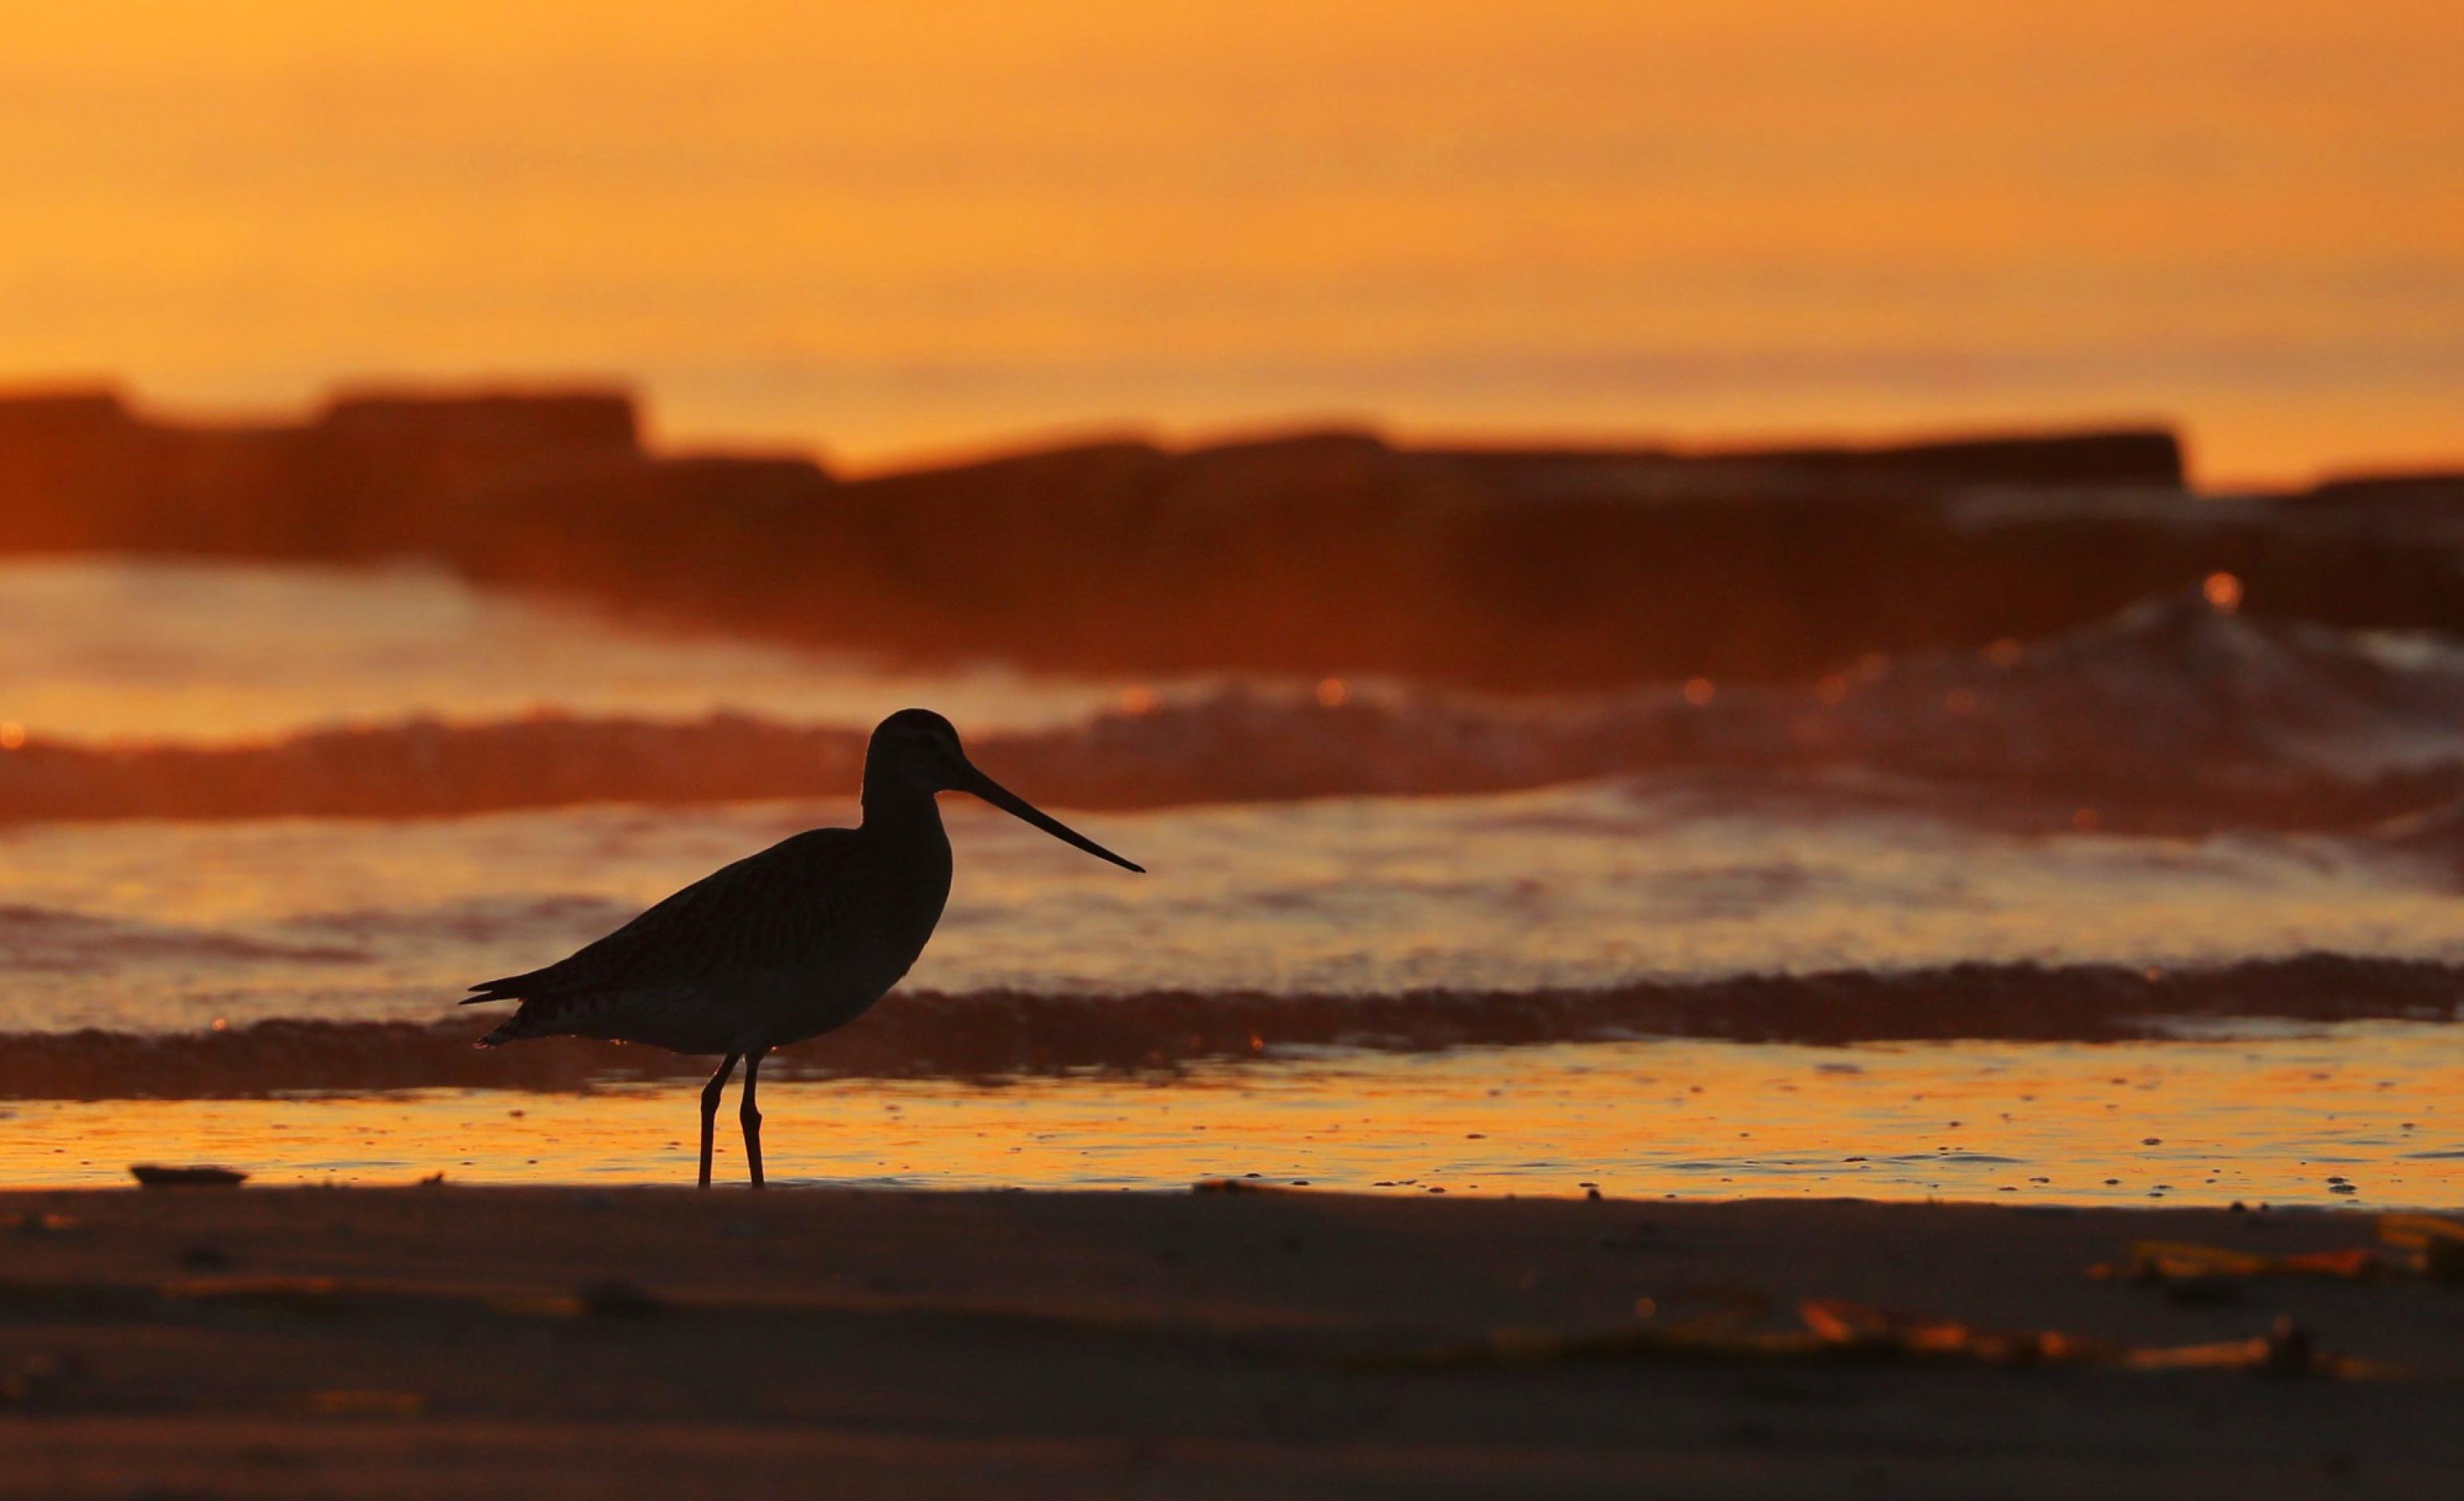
(463, 708, 1143, 1185)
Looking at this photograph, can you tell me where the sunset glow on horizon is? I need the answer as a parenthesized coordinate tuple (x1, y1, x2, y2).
(6, 1, 2460, 484)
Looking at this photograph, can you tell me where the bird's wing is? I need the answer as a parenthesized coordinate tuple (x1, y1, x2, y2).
(464, 829, 859, 1002)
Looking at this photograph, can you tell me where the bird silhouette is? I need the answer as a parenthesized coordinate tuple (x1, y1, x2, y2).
(463, 708, 1143, 1185)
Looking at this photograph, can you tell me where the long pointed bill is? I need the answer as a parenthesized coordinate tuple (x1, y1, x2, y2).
(962, 765, 1146, 873)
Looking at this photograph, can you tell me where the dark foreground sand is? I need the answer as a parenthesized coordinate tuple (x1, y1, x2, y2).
(2, 1186, 2461, 1499)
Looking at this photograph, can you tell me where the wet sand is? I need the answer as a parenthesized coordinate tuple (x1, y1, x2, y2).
(3, 1187, 2462, 1497)
(9, 1023, 2464, 1206)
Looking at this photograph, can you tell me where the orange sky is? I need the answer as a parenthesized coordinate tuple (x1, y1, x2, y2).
(5, 2, 2461, 483)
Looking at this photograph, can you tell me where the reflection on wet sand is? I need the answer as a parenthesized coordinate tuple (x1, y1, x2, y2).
(10, 1027, 2459, 1208)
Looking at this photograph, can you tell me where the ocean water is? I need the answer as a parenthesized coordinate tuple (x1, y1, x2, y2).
(4, 785, 2461, 1039)
(0, 556, 1232, 741)
(4, 557, 2462, 1200)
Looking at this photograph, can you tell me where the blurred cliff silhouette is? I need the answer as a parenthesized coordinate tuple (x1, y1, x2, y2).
(3, 384, 2458, 689)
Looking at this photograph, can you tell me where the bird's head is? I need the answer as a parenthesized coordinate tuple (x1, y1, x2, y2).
(865, 708, 1144, 874)
(869, 708, 972, 789)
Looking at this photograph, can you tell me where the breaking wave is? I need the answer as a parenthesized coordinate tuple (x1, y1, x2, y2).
(1, 954, 2454, 1099)
(6, 591, 2464, 833)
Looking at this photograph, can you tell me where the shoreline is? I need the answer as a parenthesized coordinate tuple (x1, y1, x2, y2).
(3, 1186, 2461, 1496)
(6, 953, 2462, 1095)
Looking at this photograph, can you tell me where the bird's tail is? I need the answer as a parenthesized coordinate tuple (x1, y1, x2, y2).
(471, 999, 543, 1048)
(466, 990, 603, 1047)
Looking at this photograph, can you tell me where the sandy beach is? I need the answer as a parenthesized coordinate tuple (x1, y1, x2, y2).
(2, 1185, 2460, 1497)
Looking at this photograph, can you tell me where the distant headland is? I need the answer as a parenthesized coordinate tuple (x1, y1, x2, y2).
(2, 385, 2458, 687)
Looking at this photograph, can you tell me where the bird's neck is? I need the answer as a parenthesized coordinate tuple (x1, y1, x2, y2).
(859, 775, 944, 833)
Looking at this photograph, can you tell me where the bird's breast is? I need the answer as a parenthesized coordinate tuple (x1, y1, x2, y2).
(784, 838, 951, 1034)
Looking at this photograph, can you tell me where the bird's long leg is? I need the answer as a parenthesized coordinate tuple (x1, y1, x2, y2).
(740, 1047, 768, 1188)
(698, 1051, 741, 1188)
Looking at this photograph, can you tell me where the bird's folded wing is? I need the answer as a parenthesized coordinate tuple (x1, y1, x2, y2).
(465, 829, 856, 1001)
